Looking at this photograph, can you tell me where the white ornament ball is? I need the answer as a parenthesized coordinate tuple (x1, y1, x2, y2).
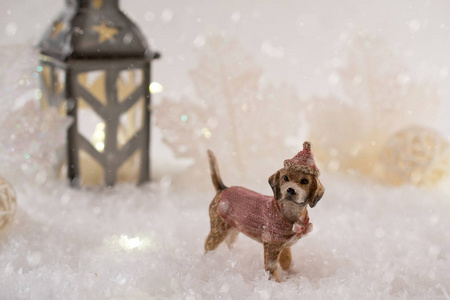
(381, 127, 450, 186)
(0, 176, 17, 230)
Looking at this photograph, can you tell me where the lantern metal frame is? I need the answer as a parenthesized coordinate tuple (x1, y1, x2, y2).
(39, 0, 159, 187)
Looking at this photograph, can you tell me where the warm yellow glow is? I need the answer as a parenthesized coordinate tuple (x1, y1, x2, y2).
(202, 128, 211, 139)
(93, 0, 103, 9)
(149, 82, 164, 94)
(34, 89, 42, 100)
(92, 21, 119, 43)
(119, 235, 151, 251)
(92, 123, 106, 152)
(51, 21, 64, 39)
(95, 142, 105, 152)
(117, 150, 141, 182)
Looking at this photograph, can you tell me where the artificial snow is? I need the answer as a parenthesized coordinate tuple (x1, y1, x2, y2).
(1, 1, 450, 298)
(0, 171, 449, 299)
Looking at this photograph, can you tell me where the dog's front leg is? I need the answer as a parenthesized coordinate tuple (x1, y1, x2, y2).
(279, 247, 292, 270)
(263, 242, 283, 282)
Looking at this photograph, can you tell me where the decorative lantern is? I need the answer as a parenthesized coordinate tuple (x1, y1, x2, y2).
(38, 0, 159, 187)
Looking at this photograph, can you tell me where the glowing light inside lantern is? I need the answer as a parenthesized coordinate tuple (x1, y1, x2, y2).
(149, 81, 163, 94)
(92, 122, 106, 152)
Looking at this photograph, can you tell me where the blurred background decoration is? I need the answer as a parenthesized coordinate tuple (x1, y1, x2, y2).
(156, 34, 301, 188)
(382, 127, 450, 187)
(0, 0, 449, 190)
(156, 32, 450, 189)
(0, 45, 71, 186)
(38, 0, 159, 187)
(305, 33, 450, 187)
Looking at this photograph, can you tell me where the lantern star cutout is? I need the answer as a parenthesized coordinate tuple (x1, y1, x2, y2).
(92, 21, 119, 43)
(51, 21, 65, 39)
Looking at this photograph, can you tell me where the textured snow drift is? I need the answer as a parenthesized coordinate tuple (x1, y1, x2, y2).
(0, 173, 449, 299)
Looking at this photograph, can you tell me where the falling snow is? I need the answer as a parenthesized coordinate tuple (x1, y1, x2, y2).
(1, 0, 450, 298)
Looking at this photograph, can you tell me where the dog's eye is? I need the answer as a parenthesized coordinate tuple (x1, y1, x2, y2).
(300, 179, 309, 184)
(283, 176, 289, 181)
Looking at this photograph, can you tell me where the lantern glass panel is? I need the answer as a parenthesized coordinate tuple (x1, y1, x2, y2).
(41, 65, 52, 99)
(40, 64, 66, 114)
(117, 149, 141, 182)
(78, 97, 105, 153)
(79, 149, 105, 186)
(55, 68, 65, 95)
(118, 97, 145, 149)
(117, 69, 143, 103)
(77, 71, 107, 105)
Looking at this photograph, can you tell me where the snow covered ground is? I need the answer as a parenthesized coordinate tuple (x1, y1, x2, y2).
(0, 170, 449, 299)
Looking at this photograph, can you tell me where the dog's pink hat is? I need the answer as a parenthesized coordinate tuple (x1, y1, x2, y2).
(284, 141, 320, 176)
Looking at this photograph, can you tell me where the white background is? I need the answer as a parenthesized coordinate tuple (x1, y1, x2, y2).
(1, 0, 450, 136)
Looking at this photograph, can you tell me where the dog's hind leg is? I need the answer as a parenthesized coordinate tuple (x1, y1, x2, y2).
(205, 197, 233, 253)
(204, 220, 232, 253)
(279, 247, 292, 270)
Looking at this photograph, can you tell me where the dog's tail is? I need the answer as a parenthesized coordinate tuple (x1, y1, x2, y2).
(207, 150, 227, 192)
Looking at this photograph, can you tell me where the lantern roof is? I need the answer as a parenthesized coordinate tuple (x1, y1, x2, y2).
(39, 0, 156, 61)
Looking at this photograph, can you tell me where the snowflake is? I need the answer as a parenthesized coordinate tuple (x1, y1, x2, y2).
(155, 35, 302, 187)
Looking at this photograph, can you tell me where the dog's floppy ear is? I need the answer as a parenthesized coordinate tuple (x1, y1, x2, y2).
(309, 177, 325, 208)
(268, 170, 281, 200)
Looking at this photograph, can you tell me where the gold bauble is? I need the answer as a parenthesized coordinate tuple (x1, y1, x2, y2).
(0, 176, 16, 230)
(381, 127, 450, 186)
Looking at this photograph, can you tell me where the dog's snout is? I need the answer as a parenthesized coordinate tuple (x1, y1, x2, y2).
(287, 188, 296, 195)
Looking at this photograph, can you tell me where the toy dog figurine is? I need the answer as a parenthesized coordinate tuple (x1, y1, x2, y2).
(204, 141, 324, 282)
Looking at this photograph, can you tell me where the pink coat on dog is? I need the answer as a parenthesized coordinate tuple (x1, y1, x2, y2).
(217, 186, 311, 245)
